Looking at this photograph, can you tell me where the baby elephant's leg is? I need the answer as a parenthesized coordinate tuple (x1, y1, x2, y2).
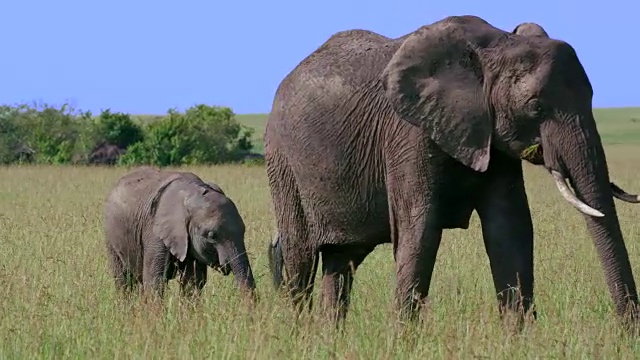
(142, 247, 172, 299)
(179, 259, 208, 297)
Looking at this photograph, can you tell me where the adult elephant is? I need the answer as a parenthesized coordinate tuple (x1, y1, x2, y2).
(265, 15, 640, 326)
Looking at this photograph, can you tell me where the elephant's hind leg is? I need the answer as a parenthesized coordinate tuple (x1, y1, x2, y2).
(320, 244, 374, 326)
(266, 150, 318, 313)
(283, 248, 319, 314)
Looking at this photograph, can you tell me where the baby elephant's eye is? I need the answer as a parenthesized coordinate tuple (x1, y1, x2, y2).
(204, 230, 215, 239)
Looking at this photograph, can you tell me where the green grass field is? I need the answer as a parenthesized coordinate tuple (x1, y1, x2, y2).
(2, 108, 640, 358)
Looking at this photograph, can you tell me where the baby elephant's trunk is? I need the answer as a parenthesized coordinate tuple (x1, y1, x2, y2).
(218, 241, 256, 294)
(267, 232, 284, 289)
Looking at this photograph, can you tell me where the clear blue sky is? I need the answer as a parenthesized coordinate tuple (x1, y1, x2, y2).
(0, 1, 637, 115)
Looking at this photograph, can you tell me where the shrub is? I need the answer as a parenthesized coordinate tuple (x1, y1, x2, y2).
(0, 102, 92, 164)
(0, 102, 257, 167)
(0, 105, 34, 164)
(119, 104, 254, 166)
(78, 109, 145, 165)
(93, 109, 144, 150)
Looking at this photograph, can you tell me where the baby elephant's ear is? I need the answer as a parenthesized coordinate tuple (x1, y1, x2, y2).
(204, 182, 226, 196)
(151, 179, 189, 262)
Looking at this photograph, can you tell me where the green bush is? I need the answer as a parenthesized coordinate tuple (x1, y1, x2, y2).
(0, 102, 92, 164)
(0, 102, 255, 166)
(0, 106, 25, 164)
(118, 104, 254, 166)
(92, 109, 144, 150)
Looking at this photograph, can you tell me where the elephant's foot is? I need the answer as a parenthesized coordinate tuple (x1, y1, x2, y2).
(282, 251, 319, 316)
(496, 288, 537, 334)
(394, 289, 432, 324)
(289, 284, 315, 316)
(392, 222, 442, 324)
(113, 272, 141, 297)
(498, 310, 536, 335)
(140, 275, 169, 306)
(319, 245, 371, 328)
(618, 302, 640, 335)
(320, 270, 354, 329)
(139, 287, 167, 311)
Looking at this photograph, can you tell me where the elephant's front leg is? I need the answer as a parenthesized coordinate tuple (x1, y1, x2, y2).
(392, 204, 443, 321)
(179, 259, 208, 297)
(475, 157, 535, 326)
(142, 244, 172, 299)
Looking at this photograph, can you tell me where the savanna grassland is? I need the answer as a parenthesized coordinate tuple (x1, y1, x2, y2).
(2, 108, 640, 359)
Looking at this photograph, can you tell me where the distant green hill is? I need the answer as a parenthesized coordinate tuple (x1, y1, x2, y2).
(135, 108, 640, 155)
(592, 107, 640, 145)
(236, 114, 268, 153)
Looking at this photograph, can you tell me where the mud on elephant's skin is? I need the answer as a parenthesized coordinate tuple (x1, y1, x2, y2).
(265, 15, 640, 328)
(104, 166, 256, 299)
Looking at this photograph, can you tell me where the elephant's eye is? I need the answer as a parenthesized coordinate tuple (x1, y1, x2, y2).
(205, 230, 215, 239)
(527, 99, 545, 118)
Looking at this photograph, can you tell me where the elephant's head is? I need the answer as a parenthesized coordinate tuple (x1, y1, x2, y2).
(382, 15, 640, 320)
(512, 22, 550, 37)
(152, 177, 256, 293)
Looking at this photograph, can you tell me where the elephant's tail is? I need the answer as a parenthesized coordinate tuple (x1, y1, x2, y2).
(267, 232, 284, 289)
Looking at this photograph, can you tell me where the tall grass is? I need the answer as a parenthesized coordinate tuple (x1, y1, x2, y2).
(2, 146, 640, 358)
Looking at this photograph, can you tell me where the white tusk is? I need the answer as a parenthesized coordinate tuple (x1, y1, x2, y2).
(271, 232, 280, 247)
(551, 170, 605, 217)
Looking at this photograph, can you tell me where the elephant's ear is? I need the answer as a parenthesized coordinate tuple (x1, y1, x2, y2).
(512, 22, 549, 38)
(151, 177, 189, 262)
(204, 181, 226, 196)
(382, 19, 494, 172)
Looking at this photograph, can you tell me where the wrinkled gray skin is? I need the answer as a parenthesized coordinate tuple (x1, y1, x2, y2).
(266, 15, 640, 327)
(104, 166, 255, 298)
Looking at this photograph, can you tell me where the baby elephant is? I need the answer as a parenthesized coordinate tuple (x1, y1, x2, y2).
(104, 166, 256, 298)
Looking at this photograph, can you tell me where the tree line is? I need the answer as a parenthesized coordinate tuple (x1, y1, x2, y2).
(0, 102, 261, 166)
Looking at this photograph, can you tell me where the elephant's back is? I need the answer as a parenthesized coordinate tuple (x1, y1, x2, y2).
(266, 29, 401, 157)
(297, 29, 396, 81)
(269, 30, 399, 118)
(105, 167, 166, 223)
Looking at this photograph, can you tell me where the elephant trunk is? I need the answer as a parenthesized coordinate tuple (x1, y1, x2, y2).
(218, 240, 256, 295)
(544, 114, 639, 322)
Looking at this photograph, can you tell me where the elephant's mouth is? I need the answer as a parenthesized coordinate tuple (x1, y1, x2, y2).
(200, 246, 232, 276)
(520, 140, 604, 216)
(520, 142, 544, 165)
